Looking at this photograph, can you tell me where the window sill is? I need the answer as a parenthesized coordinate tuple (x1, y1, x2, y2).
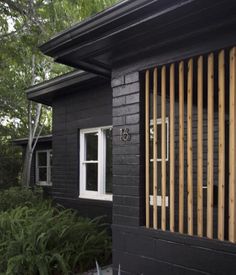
(79, 194, 112, 202)
(36, 182, 52, 187)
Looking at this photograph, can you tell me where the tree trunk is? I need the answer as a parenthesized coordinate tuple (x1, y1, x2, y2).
(21, 55, 43, 187)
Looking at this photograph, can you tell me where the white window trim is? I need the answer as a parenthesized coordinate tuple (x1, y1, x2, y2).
(150, 117, 169, 162)
(79, 126, 112, 201)
(149, 117, 169, 207)
(35, 150, 52, 186)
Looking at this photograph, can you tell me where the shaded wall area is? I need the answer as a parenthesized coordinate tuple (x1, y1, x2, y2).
(52, 84, 112, 222)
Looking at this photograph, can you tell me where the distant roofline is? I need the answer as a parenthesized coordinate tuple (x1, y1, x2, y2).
(13, 135, 52, 146)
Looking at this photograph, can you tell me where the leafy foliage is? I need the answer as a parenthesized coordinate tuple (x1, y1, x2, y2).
(0, 186, 44, 211)
(0, 187, 111, 274)
(0, 0, 119, 186)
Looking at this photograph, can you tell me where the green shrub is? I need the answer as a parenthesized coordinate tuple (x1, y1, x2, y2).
(0, 202, 111, 274)
(0, 188, 111, 274)
(0, 186, 44, 211)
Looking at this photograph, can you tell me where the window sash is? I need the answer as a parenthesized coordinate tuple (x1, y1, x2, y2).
(80, 126, 112, 201)
(36, 150, 52, 186)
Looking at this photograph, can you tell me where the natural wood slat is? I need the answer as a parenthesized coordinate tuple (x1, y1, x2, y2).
(229, 47, 236, 242)
(179, 61, 184, 234)
(153, 68, 158, 229)
(207, 53, 214, 239)
(161, 66, 166, 231)
(187, 59, 193, 235)
(197, 56, 203, 237)
(170, 63, 175, 232)
(145, 69, 150, 228)
(218, 50, 225, 241)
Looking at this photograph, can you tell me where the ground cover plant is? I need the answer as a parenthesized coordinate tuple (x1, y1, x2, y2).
(0, 187, 111, 275)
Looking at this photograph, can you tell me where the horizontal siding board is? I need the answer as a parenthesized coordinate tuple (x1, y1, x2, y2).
(52, 83, 112, 221)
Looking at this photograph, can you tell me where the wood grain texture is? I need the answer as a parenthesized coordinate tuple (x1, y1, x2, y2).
(197, 56, 203, 237)
(218, 50, 225, 241)
(169, 63, 175, 232)
(153, 68, 158, 229)
(179, 61, 184, 234)
(207, 53, 214, 239)
(145, 70, 150, 228)
(187, 59, 193, 235)
(229, 47, 236, 242)
(161, 66, 166, 231)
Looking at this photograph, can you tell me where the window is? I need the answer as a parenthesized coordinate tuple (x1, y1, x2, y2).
(36, 150, 52, 186)
(80, 126, 112, 201)
(149, 118, 169, 206)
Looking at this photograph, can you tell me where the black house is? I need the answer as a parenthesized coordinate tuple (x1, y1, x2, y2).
(26, 0, 236, 274)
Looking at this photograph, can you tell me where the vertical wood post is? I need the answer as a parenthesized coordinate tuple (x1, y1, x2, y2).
(187, 59, 193, 235)
(179, 61, 184, 234)
(145, 70, 150, 228)
(153, 68, 158, 229)
(218, 50, 225, 241)
(197, 56, 203, 237)
(170, 63, 175, 232)
(207, 53, 214, 239)
(229, 47, 236, 242)
(161, 66, 166, 230)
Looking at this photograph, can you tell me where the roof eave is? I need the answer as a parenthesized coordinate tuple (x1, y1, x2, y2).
(26, 70, 108, 105)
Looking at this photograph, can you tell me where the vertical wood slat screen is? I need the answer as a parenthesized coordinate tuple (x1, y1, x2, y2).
(229, 47, 236, 242)
(153, 68, 158, 229)
(169, 64, 175, 232)
(207, 53, 214, 239)
(161, 66, 167, 231)
(144, 46, 236, 243)
(197, 56, 203, 237)
(179, 61, 184, 234)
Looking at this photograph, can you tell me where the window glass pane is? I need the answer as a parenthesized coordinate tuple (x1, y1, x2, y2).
(86, 163, 98, 191)
(85, 132, 98, 160)
(38, 152, 47, 166)
(39, 167, 47, 182)
(150, 121, 168, 160)
(105, 128, 112, 194)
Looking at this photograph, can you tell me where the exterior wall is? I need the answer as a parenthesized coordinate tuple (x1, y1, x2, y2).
(52, 84, 112, 222)
(112, 72, 144, 228)
(111, 72, 236, 274)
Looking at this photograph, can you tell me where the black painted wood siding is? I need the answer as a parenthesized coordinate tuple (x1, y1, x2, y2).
(112, 71, 236, 275)
(51, 84, 112, 221)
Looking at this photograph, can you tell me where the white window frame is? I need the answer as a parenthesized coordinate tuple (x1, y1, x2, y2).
(36, 150, 52, 186)
(150, 117, 169, 162)
(79, 126, 112, 201)
(149, 117, 169, 207)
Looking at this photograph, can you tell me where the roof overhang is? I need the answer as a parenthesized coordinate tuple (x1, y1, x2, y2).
(26, 70, 109, 105)
(13, 135, 52, 146)
(40, 0, 236, 77)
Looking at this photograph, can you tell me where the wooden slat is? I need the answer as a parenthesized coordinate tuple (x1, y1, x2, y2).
(187, 59, 193, 235)
(153, 68, 158, 229)
(197, 56, 203, 237)
(145, 70, 150, 228)
(179, 61, 184, 234)
(161, 66, 166, 231)
(207, 53, 214, 239)
(229, 47, 236, 242)
(218, 50, 225, 241)
(170, 63, 175, 232)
